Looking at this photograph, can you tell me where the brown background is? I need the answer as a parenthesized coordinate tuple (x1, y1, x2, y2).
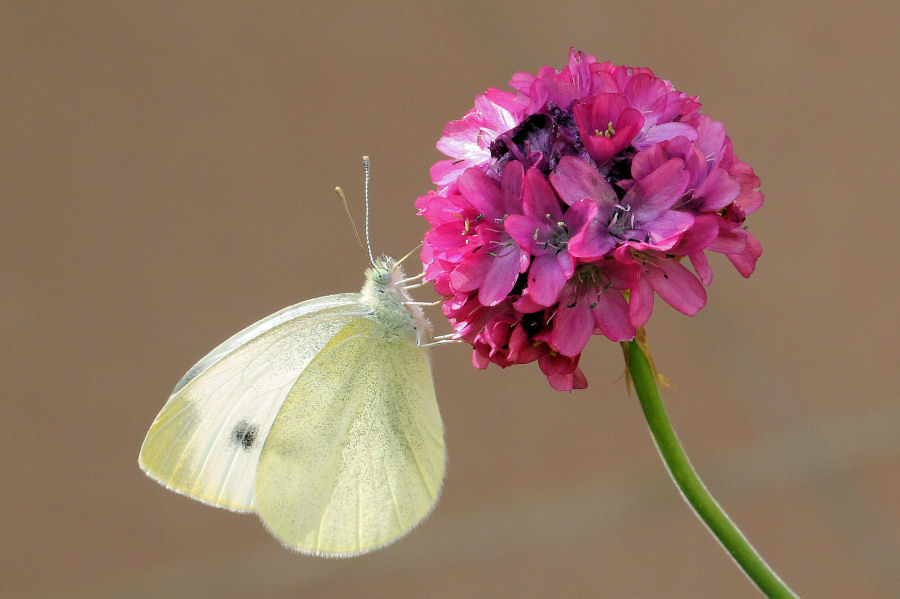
(3, 2, 898, 598)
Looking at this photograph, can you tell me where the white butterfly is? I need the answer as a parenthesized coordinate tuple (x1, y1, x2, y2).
(140, 161, 445, 557)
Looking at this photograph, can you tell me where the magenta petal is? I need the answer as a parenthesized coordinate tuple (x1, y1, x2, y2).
(675, 214, 720, 254)
(478, 247, 528, 306)
(630, 143, 669, 180)
(562, 198, 599, 236)
(625, 158, 689, 219)
(436, 119, 480, 156)
(500, 161, 525, 214)
(552, 303, 594, 356)
(540, 354, 587, 390)
(425, 223, 470, 261)
(628, 276, 654, 326)
(578, 134, 617, 165)
(623, 73, 667, 112)
(592, 290, 635, 341)
(695, 168, 740, 211)
(634, 122, 698, 149)
(509, 71, 536, 94)
(504, 213, 541, 253)
(727, 232, 762, 277)
(431, 159, 474, 189)
(523, 168, 563, 220)
(550, 156, 617, 206)
(458, 168, 505, 218)
(556, 250, 574, 278)
(527, 253, 568, 306)
(513, 292, 545, 313)
(449, 251, 491, 293)
(573, 94, 644, 164)
(697, 116, 726, 163)
(689, 251, 713, 286)
(708, 224, 748, 254)
(547, 367, 587, 390)
(568, 217, 616, 259)
(644, 210, 695, 242)
(645, 259, 707, 316)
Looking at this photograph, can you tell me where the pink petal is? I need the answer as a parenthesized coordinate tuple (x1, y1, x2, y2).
(630, 143, 669, 180)
(513, 292, 545, 313)
(695, 168, 740, 211)
(696, 116, 727, 165)
(544, 365, 588, 391)
(425, 222, 469, 260)
(459, 168, 505, 218)
(550, 156, 617, 207)
(634, 122, 698, 150)
(674, 214, 720, 254)
(527, 253, 569, 306)
(500, 161, 525, 214)
(624, 158, 688, 219)
(727, 231, 762, 277)
(431, 159, 475, 189)
(509, 71, 536, 94)
(623, 73, 667, 112)
(449, 251, 491, 293)
(561, 198, 600, 238)
(567, 47, 592, 98)
(436, 119, 482, 157)
(688, 251, 712, 286)
(552, 302, 594, 356)
(568, 215, 616, 259)
(645, 259, 707, 316)
(708, 223, 748, 254)
(472, 348, 490, 369)
(573, 94, 644, 164)
(478, 246, 528, 306)
(504, 214, 542, 254)
(592, 290, 635, 341)
(643, 210, 695, 242)
(523, 168, 563, 220)
(628, 275, 654, 327)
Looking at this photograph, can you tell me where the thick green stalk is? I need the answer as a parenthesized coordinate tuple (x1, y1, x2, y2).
(626, 339, 799, 598)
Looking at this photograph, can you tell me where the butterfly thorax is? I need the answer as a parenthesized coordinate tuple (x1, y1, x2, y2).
(360, 255, 432, 345)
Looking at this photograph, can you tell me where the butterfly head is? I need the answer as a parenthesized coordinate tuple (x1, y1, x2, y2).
(361, 255, 432, 344)
(366, 255, 402, 287)
(362, 255, 409, 302)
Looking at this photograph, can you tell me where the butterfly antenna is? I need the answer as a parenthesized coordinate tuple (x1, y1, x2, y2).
(395, 242, 423, 268)
(333, 186, 369, 263)
(362, 156, 376, 264)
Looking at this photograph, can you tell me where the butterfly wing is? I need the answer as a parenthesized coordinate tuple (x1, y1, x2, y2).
(255, 316, 445, 556)
(139, 293, 367, 511)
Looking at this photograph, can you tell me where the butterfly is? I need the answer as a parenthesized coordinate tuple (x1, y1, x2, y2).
(139, 161, 445, 556)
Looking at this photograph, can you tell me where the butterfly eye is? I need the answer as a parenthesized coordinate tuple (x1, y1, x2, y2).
(372, 268, 391, 286)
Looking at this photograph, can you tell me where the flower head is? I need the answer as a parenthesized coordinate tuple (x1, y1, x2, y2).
(418, 49, 763, 389)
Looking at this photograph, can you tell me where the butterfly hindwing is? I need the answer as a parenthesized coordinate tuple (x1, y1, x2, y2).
(255, 316, 445, 556)
(138, 294, 368, 511)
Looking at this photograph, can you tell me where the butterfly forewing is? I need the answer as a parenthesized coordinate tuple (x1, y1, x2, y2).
(139, 295, 368, 511)
(255, 316, 445, 556)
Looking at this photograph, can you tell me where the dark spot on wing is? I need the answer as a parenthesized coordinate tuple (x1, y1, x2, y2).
(231, 420, 259, 450)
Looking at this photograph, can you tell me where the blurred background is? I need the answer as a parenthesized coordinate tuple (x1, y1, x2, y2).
(3, 2, 898, 597)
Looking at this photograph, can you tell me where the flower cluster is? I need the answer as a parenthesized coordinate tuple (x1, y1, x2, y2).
(417, 49, 763, 390)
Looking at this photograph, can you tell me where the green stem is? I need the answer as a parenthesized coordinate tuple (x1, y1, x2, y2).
(626, 339, 799, 598)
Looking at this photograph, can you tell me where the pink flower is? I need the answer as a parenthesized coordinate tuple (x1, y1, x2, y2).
(573, 94, 644, 165)
(447, 163, 531, 306)
(430, 89, 526, 193)
(419, 49, 764, 389)
(504, 168, 594, 306)
(551, 155, 694, 257)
